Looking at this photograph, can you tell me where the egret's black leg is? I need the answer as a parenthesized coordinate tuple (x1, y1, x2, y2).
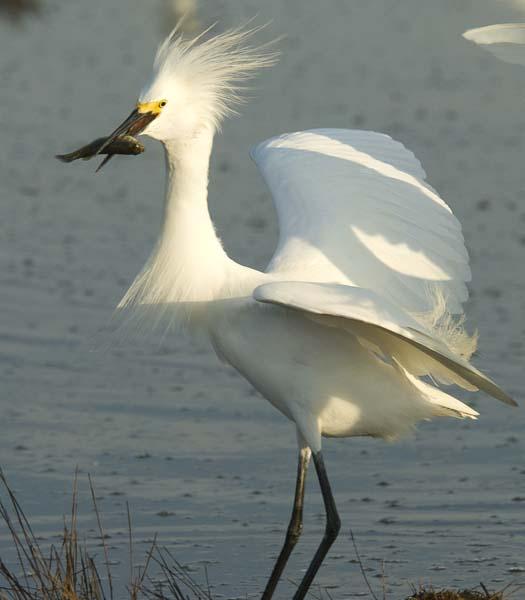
(261, 446, 311, 600)
(292, 451, 341, 600)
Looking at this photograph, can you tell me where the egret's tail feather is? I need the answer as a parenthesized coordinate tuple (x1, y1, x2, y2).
(398, 361, 479, 420)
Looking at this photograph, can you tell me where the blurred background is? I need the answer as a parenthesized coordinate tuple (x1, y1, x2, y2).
(1, 0, 525, 597)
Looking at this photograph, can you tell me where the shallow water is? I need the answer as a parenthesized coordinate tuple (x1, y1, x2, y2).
(1, 0, 525, 598)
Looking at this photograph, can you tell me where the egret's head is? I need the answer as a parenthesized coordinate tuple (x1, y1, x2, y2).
(103, 24, 277, 147)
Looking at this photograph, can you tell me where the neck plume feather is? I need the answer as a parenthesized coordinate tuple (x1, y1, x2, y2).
(115, 128, 235, 335)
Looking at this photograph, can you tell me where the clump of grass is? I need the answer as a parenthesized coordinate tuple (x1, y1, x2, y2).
(0, 470, 212, 600)
(0, 471, 106, 600)
(349, 531, 520, 600)
(403, 580, 525, 600)
(406, 585, 504, 600)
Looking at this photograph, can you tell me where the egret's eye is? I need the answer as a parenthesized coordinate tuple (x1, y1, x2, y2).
(159, 100, 167, 108)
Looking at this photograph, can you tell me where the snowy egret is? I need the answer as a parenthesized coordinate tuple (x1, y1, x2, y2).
(463, 23, 525, 65)
(63, 25, 516, 599)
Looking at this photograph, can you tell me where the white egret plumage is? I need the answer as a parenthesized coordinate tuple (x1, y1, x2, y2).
(463, 23, 525, 65)
(69, 25, 516, 599)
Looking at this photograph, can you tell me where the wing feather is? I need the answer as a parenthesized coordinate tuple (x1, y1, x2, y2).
(463, 24, 525, 66)
(251, 129, 470, 314)
(254, 281, 515, 407)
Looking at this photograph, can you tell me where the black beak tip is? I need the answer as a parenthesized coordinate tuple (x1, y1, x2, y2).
(96, 154, 113, 172)
(95, 108, 145, 156)
(57, 107, 154, 168)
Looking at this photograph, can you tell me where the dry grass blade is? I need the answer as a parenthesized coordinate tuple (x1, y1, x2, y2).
(0, 470, 106, 600)
(349, 529, 379, 600)
(87, 475, 113, 600)
(0, 472, 214, 600)
(141, 545, 213, 600)
(127, 502, 137, 600)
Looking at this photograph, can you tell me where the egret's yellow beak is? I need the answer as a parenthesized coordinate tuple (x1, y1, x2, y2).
(96, 100, 165, 155)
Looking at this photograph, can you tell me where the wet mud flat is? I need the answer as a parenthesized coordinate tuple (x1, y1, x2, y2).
(0, 472, 520, 600)
(1, 0, 525, 598)
(1, 400, 523, 598)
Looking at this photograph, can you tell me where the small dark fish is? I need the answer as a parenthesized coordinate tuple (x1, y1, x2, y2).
(56, 135, 145, 171)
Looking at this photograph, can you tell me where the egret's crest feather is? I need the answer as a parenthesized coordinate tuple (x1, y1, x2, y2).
(144, 22, 279, 129)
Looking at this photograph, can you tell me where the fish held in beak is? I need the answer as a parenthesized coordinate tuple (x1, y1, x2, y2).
(56, 103, 160, 171)
(56, 135, 145, 163)
(95, 106, 159, 156)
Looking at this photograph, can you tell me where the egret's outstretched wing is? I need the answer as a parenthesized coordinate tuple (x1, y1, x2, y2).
(254, 281, 515, 406)
(251, 129, 470, 315)
(463, 24, 525, 66)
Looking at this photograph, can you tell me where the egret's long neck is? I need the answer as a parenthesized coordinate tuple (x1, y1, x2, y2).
(161, 128, 224, 258)
(118, 127, 260, 329)
(119, 127, 237, 315)
(153, 127, 236, 300)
